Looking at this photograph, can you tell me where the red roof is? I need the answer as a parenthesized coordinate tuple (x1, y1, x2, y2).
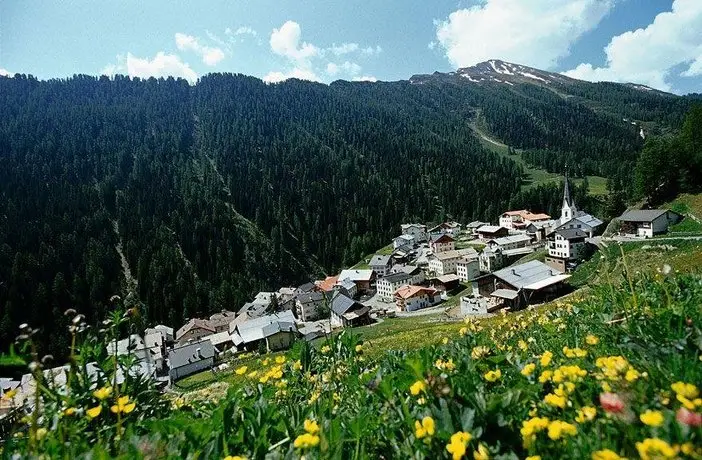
(432, 234, 455, 244)
(394, 285, 438, 299)
(316, 275, 339, 292)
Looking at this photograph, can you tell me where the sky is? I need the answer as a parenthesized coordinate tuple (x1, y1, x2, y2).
(1, 0, 701, 94)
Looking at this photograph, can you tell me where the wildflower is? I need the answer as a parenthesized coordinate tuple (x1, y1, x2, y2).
(2, 389, 17, 400)
(235, 366, 248, 375)
(63, 407, 76, 416)
(247, 370, 258, 379)
(293, 432, 320, 449)
(540, 351, 553, 367)
(575, 406, 596, 423)
(355, 344, 363, 353)
(435, 358, 456, 372)
(410, 380, 426, 396)
(321, 345, 331, 354)
(639, 410, 664, 427)
(591, 449, 624, 460)
(474, 442, 489, 460)
(93, 386, 112, 400)
(538, 370, 553, 383)
(671, 381, 699, 399)
(563, 346, 587, 358)
(459, 327, 468, 336)
(86, 405, 102, 419)
(445, 431, 472, 459)
(262, 358, 270, 365)
(544, 393, 567, 409)
(521, 363, 536, 377)
(35, 427, 48, 441)
(304, 419, 320, 434)
(442, 337, 449, 345)
(552, 365, 587, 383)
(110, 395, 136, 414)
(293, 360, 303, 371)
(547, 420, 577, 440)
(526, 457, 541, 460)
(600, 393, 625, 414)
(483, 369, 502, 382)
(414, 416, 435, 439)
(223, 456, 246, 460)
(518, 340, 528, 351)
(417, 397, 426, 405)
(676, 407, 702, 426)
(624, 368, 639, 382)
(586, 334, 599, 345)
(275, 355, 286, 364)
(520, 416, 549, 447)
(471, 346, 490, 360)
(635, 438, 677, 460)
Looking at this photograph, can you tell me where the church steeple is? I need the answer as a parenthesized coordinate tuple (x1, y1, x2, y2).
(560, 170, 577, 224)
(563, 170, 573, 208)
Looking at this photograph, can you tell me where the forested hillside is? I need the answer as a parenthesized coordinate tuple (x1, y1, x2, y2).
(0, 67, 695, 354)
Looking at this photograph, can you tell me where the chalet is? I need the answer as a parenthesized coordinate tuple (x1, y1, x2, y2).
(334, 277, 358, 299)
(144, 330, 166, 372)
(389, 264, 425, 285)
(296, 291, 328, 322)
(106, 334, 163, 371)
(499, 210, 551, 230)
(229, 310, 298, 352)
(202, 331, 234, 353)
(175, 319, 216, 346)
(456, 256, 480, 282)
(144, 324, 174, 343)
(617, 209, 682, 238)
(393, 234, 414, 250)
(428, 248, 478, 276)
(545, 228, 589, 273)
(486, 234, 532, 251)
(479, 248, 504, 273)
(338, 269, 375, 293)
(525, 220, 555, 242)
(431, 274, 461, 291)
(401, 223, 428, 242)
(476, 260, 570, 310)
(476, 225, 509, 240)
(330, 293, 371, 328)
(465, 221, 490, 236)
(168, 340, 215, 381)
(369, 254, 393, 277)
(207, 311, 237, 332)
(295, 282, 317, 296)
(429, 221, 462, 235)
(377, 272, 413, 301)
(430, 233, 456, 253)
(276, 287, 298, 311)
(394, 285, 441, 312)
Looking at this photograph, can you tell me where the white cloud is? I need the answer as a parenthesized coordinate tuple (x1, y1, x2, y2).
(435, 0, 616, 69)
(101, 52, 198, 84)
(326, 61, 362, 77)
(232, 26, 257, 37)
(175, 32, 225, 66)
(270, 21, 319, 64)
(564, 0, 702, 91)
(361, 45, 382, 56)
(326, 63, 339, 76)
(0, 68, 12, 77)
(263, 68, 320, 84)
(352, 76, 378, 82)
(329, 43, 359, 56)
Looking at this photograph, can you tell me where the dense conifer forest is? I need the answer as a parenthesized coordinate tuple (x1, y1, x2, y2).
(0, 72, 698, 354)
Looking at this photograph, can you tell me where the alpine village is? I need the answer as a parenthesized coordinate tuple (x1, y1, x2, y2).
(1, 31, 702, 460)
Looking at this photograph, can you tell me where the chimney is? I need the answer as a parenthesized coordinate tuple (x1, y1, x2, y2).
(196, 347, 202, 359)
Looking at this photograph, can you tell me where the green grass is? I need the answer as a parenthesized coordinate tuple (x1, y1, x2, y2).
(510, 248, 547, 266)
(661, 193, 702, 234)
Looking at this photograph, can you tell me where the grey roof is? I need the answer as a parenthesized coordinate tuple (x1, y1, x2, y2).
(466, 221, 489, 229)
(330, 293, 360, 316)
(432, 248, 478, 261)
(231, 310, 297, 343)
(296, 282, 317, 294)
(262, 321, 298, 337)
(618, 209, 676, 222)
(487, 234, 532, 245)
(476, 225, 507, 234)
(369, 254, 392, 267)
(556, 228, 588, 240)
(380, 272, 412, 283)
(168, 340, 215, 369)
(491, 289, 519, 300)
(492, 260, 565, 290)
(336, 278, 356, 290)
(338, 269, 374, 282)
(574, 212, 603, 228)
(298, 291, 325, 305)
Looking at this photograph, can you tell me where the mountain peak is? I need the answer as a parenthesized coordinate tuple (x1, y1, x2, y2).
(409, 59, 575, 86)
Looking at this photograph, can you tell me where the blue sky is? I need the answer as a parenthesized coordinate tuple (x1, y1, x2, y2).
(1, 0, 701, 94)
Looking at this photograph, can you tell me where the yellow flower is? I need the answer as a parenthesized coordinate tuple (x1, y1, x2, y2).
(671, 381, 699, 399)
(247, 370, 258, 378)
(540, 351, 553, 367)
(563, 346, 588, 358)
(518, 340, 528, 351)
(474, 442, 490, 460)
(93, 386, 112, 400)
(639, 410, 664, 427)
(635, 438, 677, 460)
(262, 358, 270, 365)
(293, 360, 303, 371)
(544, 393, 567, 409)
(304, 419, 320, 434)
(410, 380, 426, 396)
(446, 431, 472, 459)
(293, 432, 320, 449)
(355, 344, 363, 353)
(624, 368, 639, 382)
(591, 449, 623, 460)
(586, 334, 599, 345)
(526, 457, 541, 460)
(538, 370, 553, 383)
(436, 358, 456, 372)
(321, 345, 331, 354)
(63, 407, 76, 416)
(235, 366, 248, 375)
(275, 356, 286, 364)
(110, 395, 136, 414)
(86, 405, 102, 419)
(35, 427, 48, 441)
(414, 416, 435, 439)
(471, 346, 490, 360)
(521, 363, 536, 377)
(484, 369, 502, 382)
(547, 420, 577, 440)
(223, 456, 246, 460)
(2, 389, 17, 400)
(575, 406, 596, 423)
(442, 337, 449, 345)
(459, 327, 468, 336)
(520, 416, 550, 447)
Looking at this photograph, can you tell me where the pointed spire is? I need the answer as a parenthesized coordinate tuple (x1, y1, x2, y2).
(563, 169, 572, 208)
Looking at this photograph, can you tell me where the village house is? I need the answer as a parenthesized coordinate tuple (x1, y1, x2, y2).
(428, 248, 478, 276)
(401, 223, 428, 242)
(316, 274, 340, 293)
(229, 310, 298, 352)
(296, 291, 328, 322)
(394, 285, 441, 312)
(334, 278, 358, 299)
(479, 248, 504, 273)
(107, 334, 163, 371)
(430, 233, 456, 253)
(555, 174, 603, 237)
(330, 293, 371, 328)
(175, 319, 216, 346)
(167, 340, 215, 381)
(369, 254, 393, 277)
(338, 269, 376, 294)
(465, 221, 490, 237)
(144, 324, 174, 344)
(486, 234, 532, 252)
(207, 310, 237, 332)
(429, 221, 462, 235)
(276, 287, 298, 311)
(476, 225, 509, 241)
(456, 256, 480, 282)
(525, 220, 555, 242)
(474, 260, 570, 311)
(393, 234, 415, 250)
(545, 228, 589, 273)
(389, 264, 426, 285)
(617, 209, 682, 238)
(201, 331, 235, 353)
(377, 272, 413, 302)
(430, 274, 461, 291)
(499, 210, 551, 231)
(295, 282, 318, 296)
